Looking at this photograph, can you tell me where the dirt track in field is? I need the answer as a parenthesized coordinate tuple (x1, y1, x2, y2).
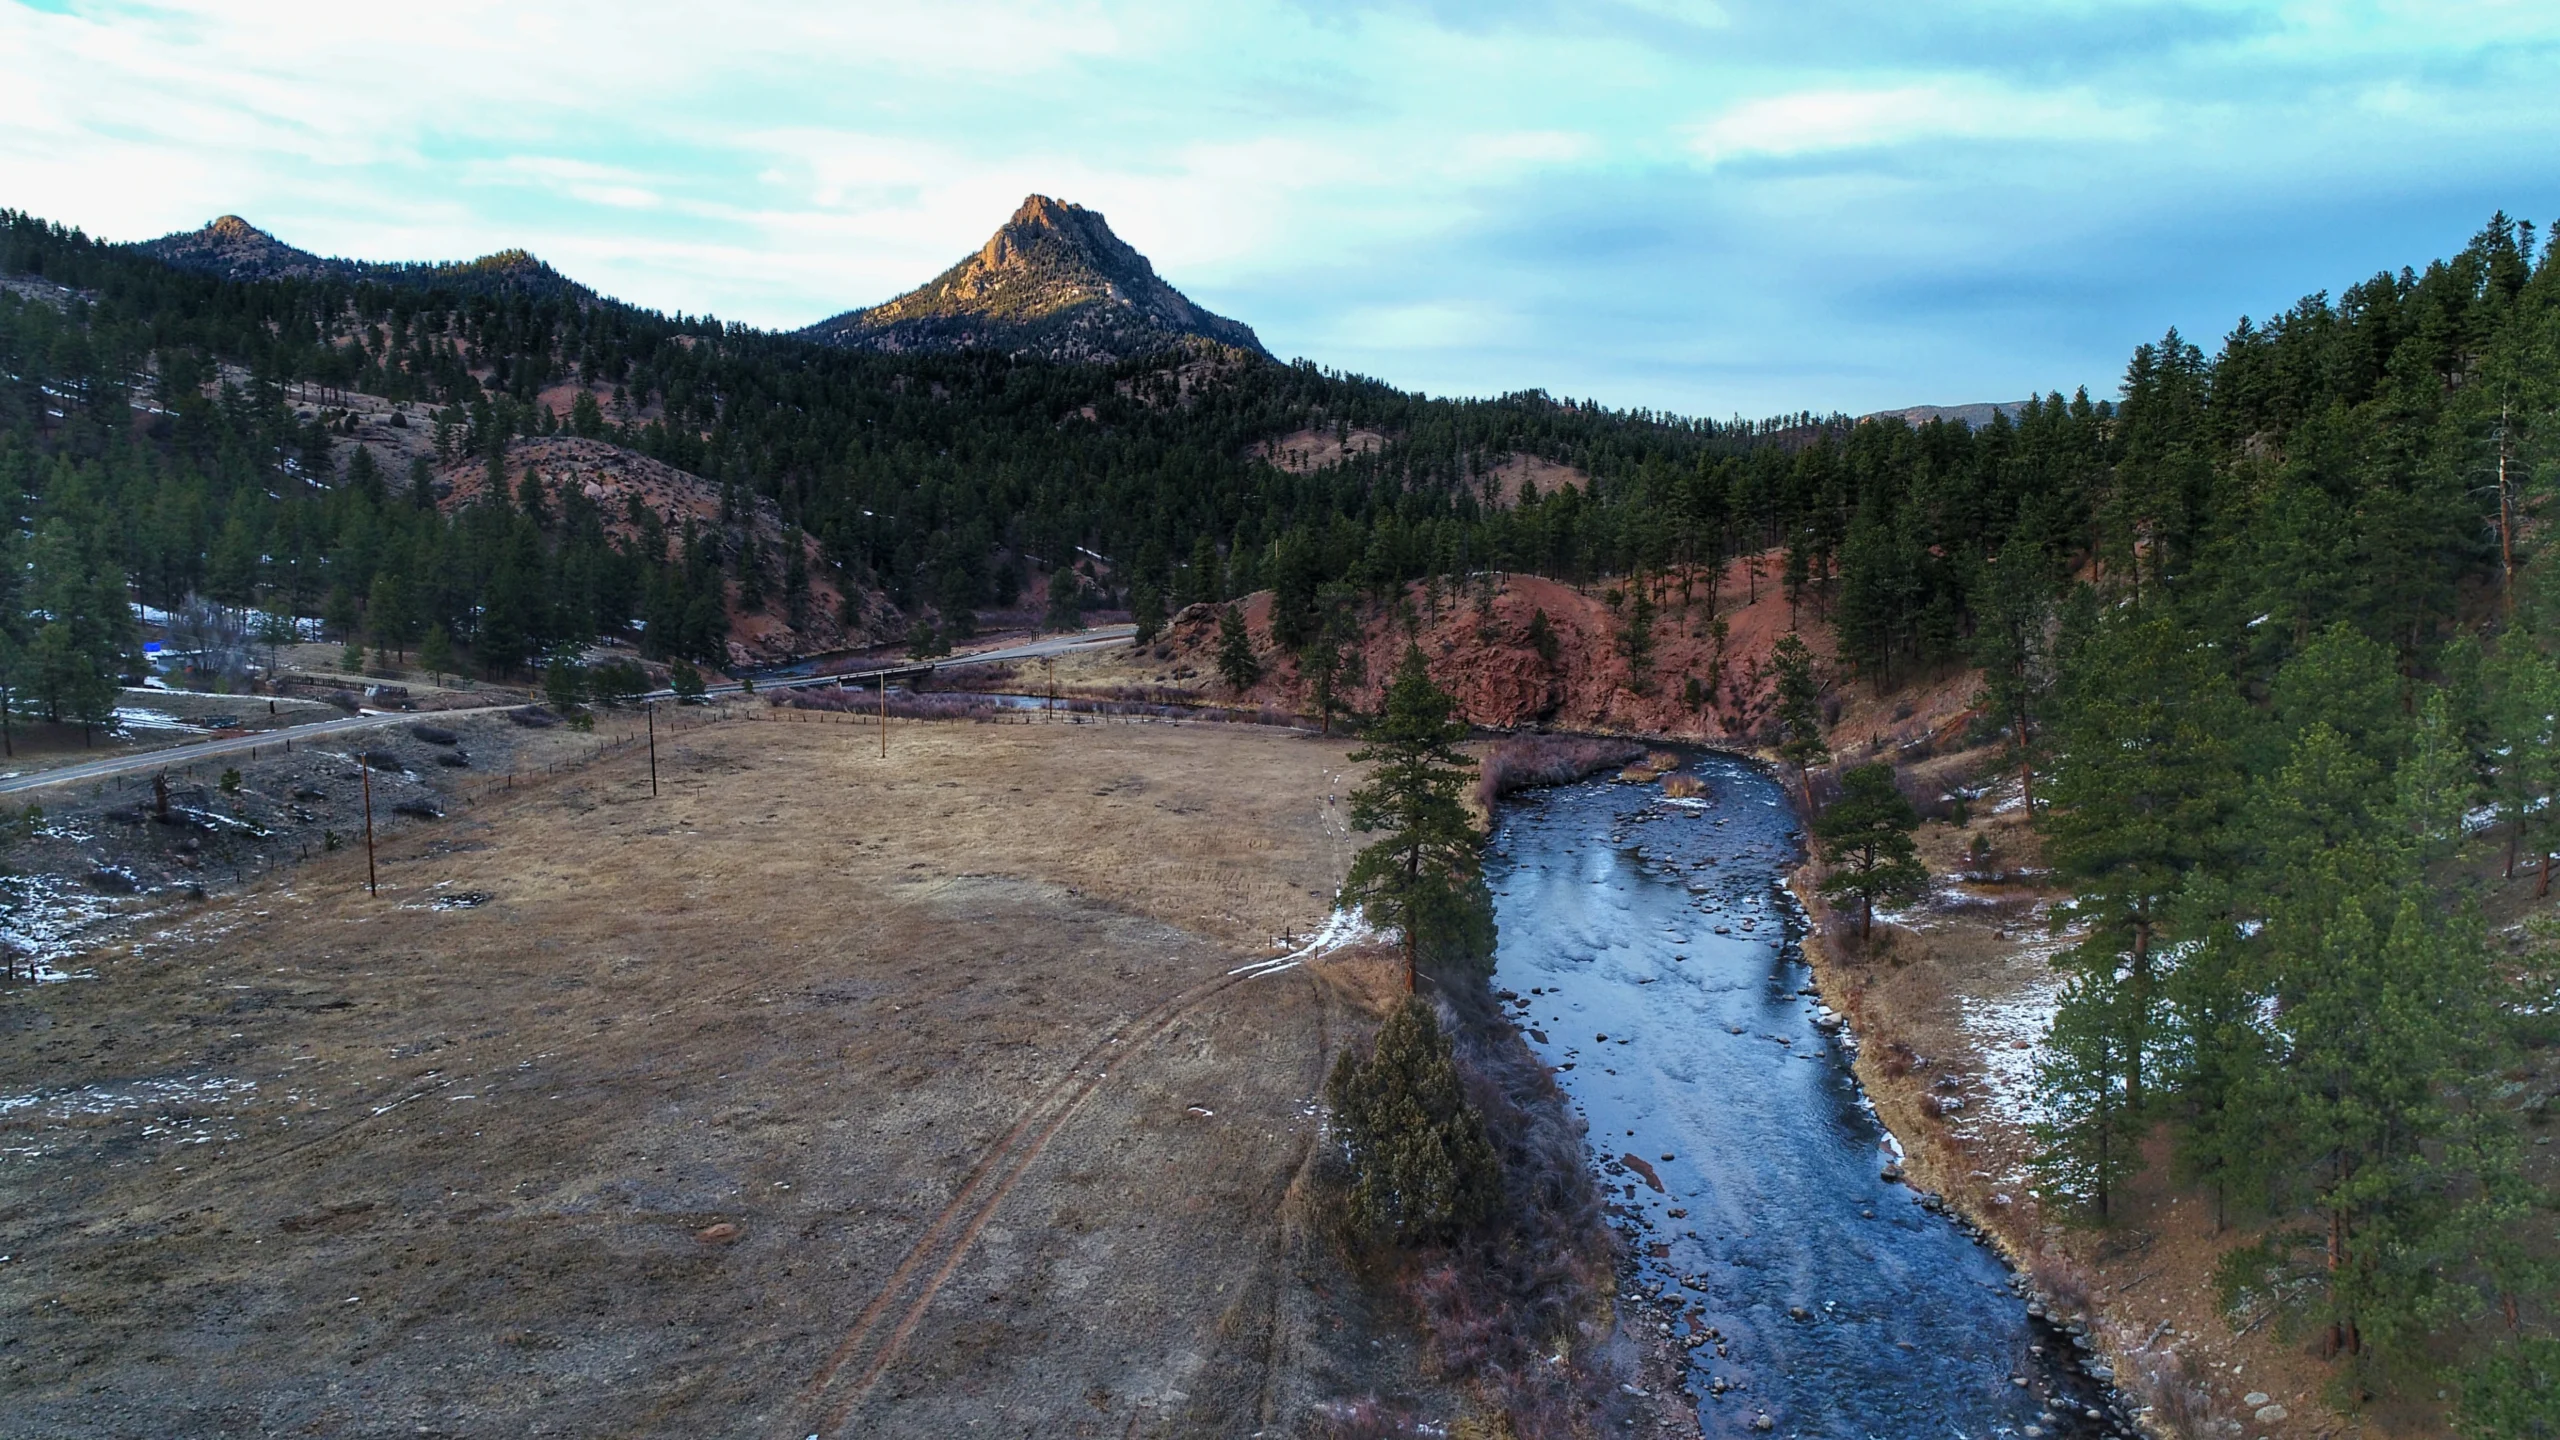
(0, 710, 1452, 1437)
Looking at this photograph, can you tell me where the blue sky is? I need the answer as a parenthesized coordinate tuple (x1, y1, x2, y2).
(3, 1, 2555, 418)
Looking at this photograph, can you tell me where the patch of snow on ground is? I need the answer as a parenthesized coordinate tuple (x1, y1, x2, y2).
(1954, 967, 2067, 1172)
(111, 705, 198, 735)
(0, 873, 125, 981)
(0, 1074, 258, 1160)
(1234, 904, 1384, 979)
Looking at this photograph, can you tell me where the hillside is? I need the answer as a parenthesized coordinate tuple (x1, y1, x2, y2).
(801, 194, 1265, 362)
(133, 214, 596, 302)
(432, 436, 879, 667)
(1859, 400, 2028, 429)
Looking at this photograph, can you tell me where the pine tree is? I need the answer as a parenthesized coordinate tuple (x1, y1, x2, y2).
(2042, 612, 2245, 1108)
(1184, 535, 1223, 609)
(2456, 1336, 2560, 1440)
(1323, 995, 1500, 1244)
(2485, 642, 2560, 885)
(1771, 632, 1829, 810)
(1214, 605, 1261, 693)
(669, 658, 706, 703)
(2032, 971, 2147, 1221)
(735, 533, 766, 612)
(2215, 889, 2513, 1369)
(1617, 576, 1656, 692)
(1130, 576, 1166, 646)
(2393, 685, 2478, 861)
(1343, 649, 1485, 990)
(542, 656, 588, 714)
(782, 534, 809, 630)
(418, 625, 456, 686)
(1969, 531, 2053, 812)
(367, 569, 414, 657)
(1813, 762, 1925, 941)
(1523, 607, 1561, 670)
(1041, 568, 1085, 633)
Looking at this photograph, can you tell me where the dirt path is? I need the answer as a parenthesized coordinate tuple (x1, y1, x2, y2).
(0, 712, 1449, 1437)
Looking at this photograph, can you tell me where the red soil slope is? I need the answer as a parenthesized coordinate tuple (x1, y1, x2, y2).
(1166, 550, 1876, 742)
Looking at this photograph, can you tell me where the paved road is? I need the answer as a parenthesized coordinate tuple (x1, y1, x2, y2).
(0, 627, 1137, 797)
(0, 705, 517, 796)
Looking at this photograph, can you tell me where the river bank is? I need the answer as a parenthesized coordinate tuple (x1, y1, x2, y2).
(1784, 778, 2344, 1440)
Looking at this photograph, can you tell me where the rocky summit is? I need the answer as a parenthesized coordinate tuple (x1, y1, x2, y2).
(802, 194, 1265, 363)
(133, 216, 590, 300)
(136, 215, 336, 281)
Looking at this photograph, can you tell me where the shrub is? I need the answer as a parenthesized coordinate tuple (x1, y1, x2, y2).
(1326, 996, 1501, 1244)
(1471, 735, 1645, 809)
(1662, 773, 1706, 800)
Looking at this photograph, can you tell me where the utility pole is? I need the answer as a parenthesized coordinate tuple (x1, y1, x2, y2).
(646, 703, 658, 797)
(879, 670, 888, 758)
(360, 760, 378, 897)
(1044, 655, 1056, 721)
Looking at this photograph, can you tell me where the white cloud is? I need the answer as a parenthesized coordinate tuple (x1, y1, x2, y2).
(1, 0, 2555, 415)
(1686, 82, 2156, 164)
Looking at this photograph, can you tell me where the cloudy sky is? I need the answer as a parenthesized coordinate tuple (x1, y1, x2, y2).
(3, 1, 2554, 417)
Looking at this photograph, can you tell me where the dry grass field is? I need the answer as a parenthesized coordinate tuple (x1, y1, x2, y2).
(0, 710, 1458, 1437)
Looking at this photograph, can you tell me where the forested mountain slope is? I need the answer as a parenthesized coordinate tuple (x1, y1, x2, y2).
(2, 195, 2558, 1425)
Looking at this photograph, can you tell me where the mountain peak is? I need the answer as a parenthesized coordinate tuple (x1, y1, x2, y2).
(131, 217, 592, 304)
(803, 194, 1264, 363)
(139, 215, 330, 280)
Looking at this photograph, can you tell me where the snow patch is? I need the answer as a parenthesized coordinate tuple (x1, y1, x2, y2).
(1236, 904, 1384, 979)
(1956, 968, 2067, 1152)
(0, 873, 128, 981)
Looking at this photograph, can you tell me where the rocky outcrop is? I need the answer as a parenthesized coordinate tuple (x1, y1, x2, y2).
(803, 195, 1265, 363)
(1159, 560, 1836, 743)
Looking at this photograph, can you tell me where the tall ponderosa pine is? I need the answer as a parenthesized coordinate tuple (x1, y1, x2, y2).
(1343, 648, 1485, 991)
(2041, 611, 2245, 1108)
(1770, 632, 1829, 810)
(1969, 530, 2054, 812)
(2032, 970, 2147, 1220)
(1812, 761, 1925, 941)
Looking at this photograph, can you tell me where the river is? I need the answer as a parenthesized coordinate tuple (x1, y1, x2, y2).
(1484, 751, 2130, 1440)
